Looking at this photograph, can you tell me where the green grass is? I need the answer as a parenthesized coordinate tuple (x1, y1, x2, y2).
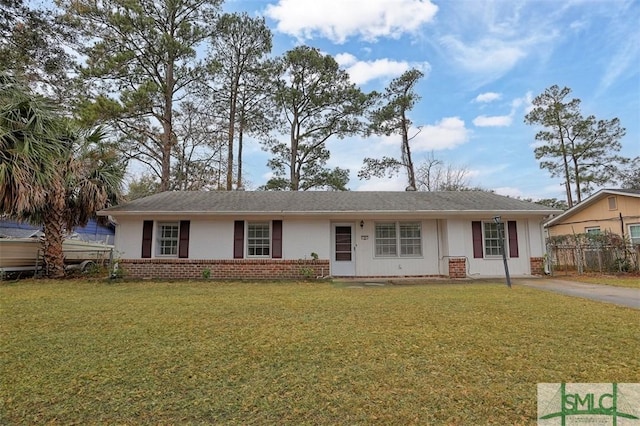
(552, 273, 640, 289)
(1, 280, 638, 425)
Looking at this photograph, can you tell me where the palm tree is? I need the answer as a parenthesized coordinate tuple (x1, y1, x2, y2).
(1, 75, 125, 278)
(44, 126, 124, 278)
(0, 75, 64, 218)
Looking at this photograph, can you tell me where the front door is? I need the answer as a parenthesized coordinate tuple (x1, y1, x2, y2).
(331, 223, 355, 276)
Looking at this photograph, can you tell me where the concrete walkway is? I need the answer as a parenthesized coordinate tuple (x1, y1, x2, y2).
(514, 278, 640, 309)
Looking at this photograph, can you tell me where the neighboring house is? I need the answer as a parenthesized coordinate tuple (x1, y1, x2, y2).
(0, 218, 115, 244)
(545, 189, 640, 245)
(98, 191, 559, 280)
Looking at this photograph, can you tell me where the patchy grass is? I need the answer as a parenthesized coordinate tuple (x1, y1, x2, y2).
(552, 273, 640, 289)
(1, 280, 638, 425)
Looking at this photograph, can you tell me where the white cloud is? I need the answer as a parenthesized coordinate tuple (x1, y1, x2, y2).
(494, 186, 524, 198)
(473, 115, 512, 127)
(355, 176, 405, 191)
(335, 53, 431, 85)
(440, 35, 526, 76)
(411, 117, 470, 151)
(334, 53, 357, 66)
(511, 91, 534, 114)
(432, 2, 561, 85)
(474, 92, 502, 103)
(472, 91, 533, 127)
(264, 0, 438, 43)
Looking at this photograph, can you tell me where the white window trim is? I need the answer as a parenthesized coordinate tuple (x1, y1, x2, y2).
(374, 222, 422, 258)
(585, 227, 601, 235)
(156, 222, 179, 257)
(482, 221, 509, 259)
(629, 223, 640, 246)
(247, 221, 271, 258)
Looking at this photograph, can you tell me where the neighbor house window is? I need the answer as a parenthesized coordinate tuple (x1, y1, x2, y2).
(247, 222, 270, 256)
(608, 196, 617, 210)
(375, 222, 422, 257)
(585, 227, 601, 235)
(630, 224, 640, 246)
(158, 222, 179, 256)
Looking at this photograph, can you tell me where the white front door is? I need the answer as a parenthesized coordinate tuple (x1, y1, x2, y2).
(331, 223, 355, 276)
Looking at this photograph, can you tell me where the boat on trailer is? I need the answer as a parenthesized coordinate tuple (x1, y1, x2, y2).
(0, 237, 113, 276)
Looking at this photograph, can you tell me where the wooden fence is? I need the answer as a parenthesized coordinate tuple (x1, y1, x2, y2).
(547, 243, 639, 275)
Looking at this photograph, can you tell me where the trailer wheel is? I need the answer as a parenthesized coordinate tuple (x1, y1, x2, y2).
(80, 260, 96, 273)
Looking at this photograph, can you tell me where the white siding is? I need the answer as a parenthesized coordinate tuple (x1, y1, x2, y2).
(189, 220, 234, 259)
(111, 214, 548, 278)
(353, 220, 440, 276)
(282, 219, 330, 259)
(527, 218, 546, 257)
(114, 216, 332, 261)
(113, 217, 143, 259)
(445, 218, 535, 277)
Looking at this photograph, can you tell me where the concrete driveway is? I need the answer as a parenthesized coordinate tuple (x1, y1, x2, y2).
(514, 278, 640, 309)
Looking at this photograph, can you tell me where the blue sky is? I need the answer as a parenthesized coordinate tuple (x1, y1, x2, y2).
(224, 0, 639, 200)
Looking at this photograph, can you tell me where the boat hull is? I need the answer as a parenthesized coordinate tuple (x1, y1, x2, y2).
(0, 238, 42, 268)
(1, 238, 113, 269)
(62, 240, 113, 264)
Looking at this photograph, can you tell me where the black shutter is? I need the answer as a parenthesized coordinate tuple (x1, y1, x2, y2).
(142, 220, 153, 258)
(472, 221, 483, 259)
(179, 220, 190, 258)
(272, 220, 282, 259)
(233, 220, 244, 259)
(508, 221, 519, 258)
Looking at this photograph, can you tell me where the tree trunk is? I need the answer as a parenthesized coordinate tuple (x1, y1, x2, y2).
(42, 186, 66, 278)
(237, 112, 244, 188)
(401, 112, 416, 189)
(227, 93, 236, 190)
(160, 58, 175, 192)
(290, 116, 299, 191)
(572, 156, 582, 203)
(558, 129, 573, 208)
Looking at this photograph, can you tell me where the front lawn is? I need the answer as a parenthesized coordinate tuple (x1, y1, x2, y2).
(1, 280, 638, 424)
(552, 273, 640, 289)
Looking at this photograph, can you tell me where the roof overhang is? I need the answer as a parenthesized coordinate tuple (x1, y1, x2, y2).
(98, 209, 557, 218)
(545, 189, 640, 227)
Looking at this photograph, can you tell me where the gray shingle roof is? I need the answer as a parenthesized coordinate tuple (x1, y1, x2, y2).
(101, 191, 559, 216)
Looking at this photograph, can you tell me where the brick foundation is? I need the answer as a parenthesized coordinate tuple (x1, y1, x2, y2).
(448, 257, 467, 278)
(530, 257, 545, 276)
(117, 259, 331, 280)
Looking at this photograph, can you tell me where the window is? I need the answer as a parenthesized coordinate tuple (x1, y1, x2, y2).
(375, 223, 397, 256)
(473, 221, 518, 259)
(608, 196, 617, 210)
(483, 222, 503, 257)
(158, 222, 179, 256)
(630, 224, 640, 246)
(585, 227, 601, 235)
(375, 222, 422, 257)
(400, 223, 422, 256)
(248, 222, 270, 256)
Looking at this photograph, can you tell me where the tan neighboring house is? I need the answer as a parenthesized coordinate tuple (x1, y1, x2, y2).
(545, 189, 640, 245)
